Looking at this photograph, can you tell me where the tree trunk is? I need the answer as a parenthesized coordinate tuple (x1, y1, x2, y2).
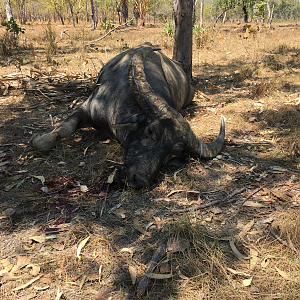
(222, 11, 227, 24)
(172, 0, 194, 79)
(90, 0, 96, 29)
(5, 0, 13, 20)
(200, 0, 204, 28)
(67, 0, 75, 27)
(242, 4, 248, 22)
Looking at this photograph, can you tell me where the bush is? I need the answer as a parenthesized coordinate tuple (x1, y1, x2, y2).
(0, 31, 18, 56)
(44, 23, 57, 63)
(100, 18, 114, 31)
(162, 19, 173, 40)
(193, 25, 215, 49)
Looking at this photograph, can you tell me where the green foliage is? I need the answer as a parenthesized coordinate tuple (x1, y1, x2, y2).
(100, 18, 114, 30)
(161, 19, 173, 40)
(1, 18, 25, 36)
(193, 25, 215, 49)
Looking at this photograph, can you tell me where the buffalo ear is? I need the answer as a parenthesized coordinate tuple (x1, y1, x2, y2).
(111, 114, 142, 130)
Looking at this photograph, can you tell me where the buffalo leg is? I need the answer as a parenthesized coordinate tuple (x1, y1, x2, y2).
(30, 110, 88, 151)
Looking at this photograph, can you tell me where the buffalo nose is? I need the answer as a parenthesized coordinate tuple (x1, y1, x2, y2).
(131, 174, 148, 189)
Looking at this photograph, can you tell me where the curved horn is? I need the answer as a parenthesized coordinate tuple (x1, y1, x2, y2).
(128, 46, 173, 118)
(186, 116, 225, 158)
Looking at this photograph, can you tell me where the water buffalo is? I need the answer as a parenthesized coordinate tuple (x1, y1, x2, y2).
(30, 42, 225, 189)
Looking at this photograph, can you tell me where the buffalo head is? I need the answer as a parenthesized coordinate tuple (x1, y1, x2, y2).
(116, 46, 225, 189)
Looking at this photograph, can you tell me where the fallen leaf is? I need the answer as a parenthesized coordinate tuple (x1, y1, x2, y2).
(211, 207, 222, 214)
(80, 185, 89, 192)
(40, 273, 53, 285)
(5, 183, 16, 191)
(13, 275, 42, 291)
(243, 201, 265, 208)
(128, 266, 136, 285)
(115, 207, 127, 219)
(120, 248, 134, 258)
(107, 169, 116, 184)
(243, 277, 253, 286)
(145, 273, 173, 279)
(34, 285, 49, 291)
(11, 255, 31, 273)
(27, 264, 40, 276)
(32, 175, 45, 185)
(0, 259, 11, 267)
(275, 267, 292, 280)
(229, 239, 246, 259)
(0, 269, 22, 280)
(77, 236, 90, 259)
(41, 186, 49, 193)
(227, 268, 251, 277)
(238, 219, 255, 239)
(10, 174, 23, 181)
(18, 292, 37, 300)
(261, 258, 270, 268)
(160, 263, 171, 274)
(52, 243, 64, 251)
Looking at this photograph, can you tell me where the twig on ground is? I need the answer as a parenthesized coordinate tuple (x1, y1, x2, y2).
(239, 187, 263, 205)
(136, 243, 166, 297)
(270, 229, 300, 255)
(37, 88, 51, 101)
(197, 91, 214, 101)
(86, 18, 134, 44)
(227, 140, 277, 148)
(185, 103, 219, 111)
(171, 187, 246, 213)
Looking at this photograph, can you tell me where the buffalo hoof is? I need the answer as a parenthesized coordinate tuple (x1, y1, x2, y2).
(29, 133, 57, 151)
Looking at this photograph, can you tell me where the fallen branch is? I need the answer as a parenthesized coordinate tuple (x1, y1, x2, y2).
(136, 243, 166, 297)
(185, 103, 219, 111)
(226, 140, 277, 148)
(171, 187, 246, 213)
(270, 229, 300, 255)
(86, 18, 134, 44)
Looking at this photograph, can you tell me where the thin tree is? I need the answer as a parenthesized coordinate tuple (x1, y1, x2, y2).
(4, 0, 13, 20)
(66, 0, 75, 27)
(172, 0, 194, 79)
(90, 0, 96, 29)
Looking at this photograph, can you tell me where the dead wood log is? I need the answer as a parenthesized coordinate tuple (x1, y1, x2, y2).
(136, 243, 166, 297)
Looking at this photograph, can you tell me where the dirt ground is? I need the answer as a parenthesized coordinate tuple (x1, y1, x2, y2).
(1, 22, 300, 299)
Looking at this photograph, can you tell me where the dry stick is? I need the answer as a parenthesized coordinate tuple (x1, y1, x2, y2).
(86, 18, 134, 45)
(136, 243, 166, 297)
(185, 103, 219, 111)
(239, 186, 263, 205)
(270, 229, 300, 255)
(171, 187, 246, 213)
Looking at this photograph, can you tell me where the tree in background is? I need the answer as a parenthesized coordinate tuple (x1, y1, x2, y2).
(47, 0, 65, 25)
(172, 0, 193, 79)
(134, 0, 149, 26)
(4, 0, 13, 20)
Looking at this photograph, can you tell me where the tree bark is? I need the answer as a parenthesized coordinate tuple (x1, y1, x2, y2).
(5, 0, 13, 20)
(242, 4, 248, 22)
(200, 0, 204, 28)
(172, 0, 194, 79)
(90, 0, 96, 29)
(67, 0, 75, 27)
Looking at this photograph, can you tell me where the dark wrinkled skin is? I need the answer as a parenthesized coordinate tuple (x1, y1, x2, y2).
(118, 118, 187, 189)
(30, 43, 224, 189)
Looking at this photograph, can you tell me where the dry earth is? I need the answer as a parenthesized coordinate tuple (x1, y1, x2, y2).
(1, 22, 300, 299)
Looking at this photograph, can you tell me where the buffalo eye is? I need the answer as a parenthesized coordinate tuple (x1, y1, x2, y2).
(146, 127, 153, 137)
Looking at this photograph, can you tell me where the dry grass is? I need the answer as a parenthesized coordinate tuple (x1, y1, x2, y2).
(1, 21, 300, 299)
